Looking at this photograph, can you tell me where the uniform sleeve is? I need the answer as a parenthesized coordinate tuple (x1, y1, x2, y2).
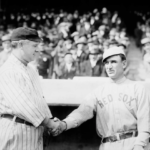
(63, 90, 97, 130)
(134, 83, 150, 147)
(0, 70, 45, 127)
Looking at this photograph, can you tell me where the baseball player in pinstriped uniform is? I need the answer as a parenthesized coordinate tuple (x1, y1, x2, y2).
(52, 46, 150, 150)
(0, 27, 60, 150)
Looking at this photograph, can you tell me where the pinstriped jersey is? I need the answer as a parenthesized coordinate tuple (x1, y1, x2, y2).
(64, 77, 150, 147)
(0, 54, 52, 127)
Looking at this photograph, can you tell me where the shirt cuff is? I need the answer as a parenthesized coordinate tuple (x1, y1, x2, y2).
(33, 115, 45, 127)
(63, 117, 78, 130)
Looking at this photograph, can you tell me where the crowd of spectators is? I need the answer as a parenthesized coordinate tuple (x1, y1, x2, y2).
(0, 7, 131, 79)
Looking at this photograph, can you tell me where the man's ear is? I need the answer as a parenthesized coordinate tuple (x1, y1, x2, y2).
(18, 41, 23, 47)
(122, 60, 127, 69)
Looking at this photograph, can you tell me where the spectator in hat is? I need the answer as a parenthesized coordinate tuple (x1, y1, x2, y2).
(80, 44, 107, 77)
(108, 39, 119, 48)
(36, 42, 54, 79)
(0, 27, 60, 150)
(0, 34, 12, 67)
(63, 39, 73, 51)
(134, 22, 143, 49)
(75, 36, 88, 59)
(75, 36, 88, 73)
(35, 37, 55, 79)
(52, 52, 77, 79)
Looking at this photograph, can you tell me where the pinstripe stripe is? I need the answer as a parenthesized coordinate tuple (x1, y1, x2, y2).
(17, 124, 23, 150)
(26, 126, 31, 150)
(22, 125, 27, 150)
(0, 54, 51, 149)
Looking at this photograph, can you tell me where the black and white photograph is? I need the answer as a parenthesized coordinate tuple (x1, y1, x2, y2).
(0, 0, 150, 150)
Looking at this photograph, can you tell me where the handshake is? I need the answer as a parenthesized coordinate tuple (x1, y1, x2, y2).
(44, 117, 67, 136)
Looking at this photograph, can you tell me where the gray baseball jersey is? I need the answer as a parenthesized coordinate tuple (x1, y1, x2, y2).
(64, 77, 150, 150)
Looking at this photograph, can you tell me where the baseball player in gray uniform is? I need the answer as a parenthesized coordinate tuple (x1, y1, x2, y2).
(53, 46, 150, 150)
(0, 27, 60, 150)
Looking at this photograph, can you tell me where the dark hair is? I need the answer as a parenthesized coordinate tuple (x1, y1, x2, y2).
(119, 54, 126, 61)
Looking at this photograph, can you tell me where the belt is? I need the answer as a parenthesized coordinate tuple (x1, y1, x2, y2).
(102, 131, 138, 143)
(1, 114, 33, 127)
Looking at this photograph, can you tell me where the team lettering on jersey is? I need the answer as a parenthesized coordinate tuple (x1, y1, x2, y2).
(97, 93, 136, 109)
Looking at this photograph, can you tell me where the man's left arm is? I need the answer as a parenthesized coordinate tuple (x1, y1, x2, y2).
(134, 83, 150, 149)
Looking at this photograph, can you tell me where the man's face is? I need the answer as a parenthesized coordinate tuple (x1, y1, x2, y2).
(77, 44, 84, 50)
(89, 53, 98, 61)
(70, 49, 77, 60)
(64, 54, 73, 64)
(22, 40, 42, 62)
(64, 41, 72, 50)
(104, 55, 126, 80)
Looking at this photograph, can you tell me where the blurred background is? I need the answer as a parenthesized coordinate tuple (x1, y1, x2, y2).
(0, 1, 150, 149)
(1, 1, 150, 81)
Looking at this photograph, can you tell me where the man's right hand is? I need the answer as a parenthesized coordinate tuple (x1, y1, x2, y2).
(51, 119, 67, 136)
(41, 117, 67, 136)
(46, 118, 61, 132)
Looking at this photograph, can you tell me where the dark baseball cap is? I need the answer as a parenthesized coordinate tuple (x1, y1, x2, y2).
(10, 27, 42, 42)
